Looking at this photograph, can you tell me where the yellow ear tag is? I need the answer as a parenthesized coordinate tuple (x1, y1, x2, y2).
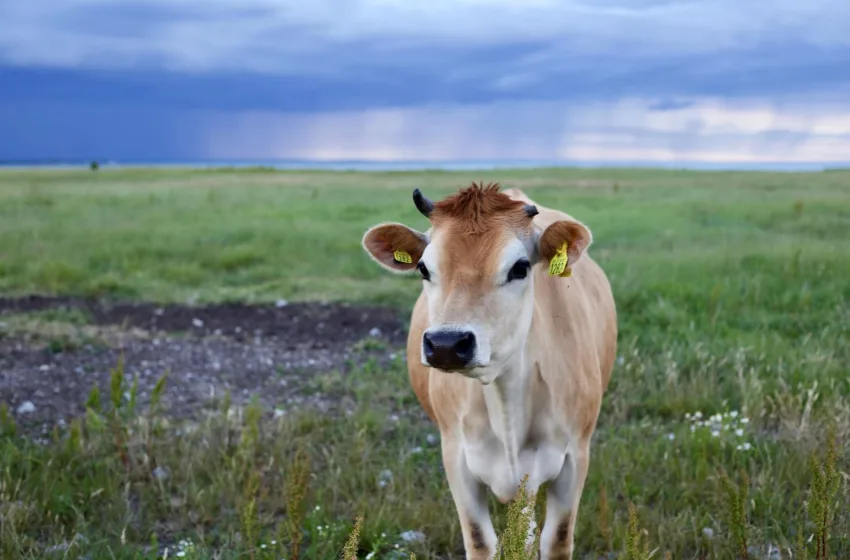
(548, 241, 570, 277)
(393, 250, 413, 264)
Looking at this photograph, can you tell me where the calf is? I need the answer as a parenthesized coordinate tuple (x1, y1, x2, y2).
(362, 183, 617, 559)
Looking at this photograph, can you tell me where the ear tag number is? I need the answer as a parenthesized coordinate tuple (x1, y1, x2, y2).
(548, 241, 571, 277)
(393, 250, 413, 264)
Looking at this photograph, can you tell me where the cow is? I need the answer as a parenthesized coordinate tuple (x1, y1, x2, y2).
(361, 182, 617, 559)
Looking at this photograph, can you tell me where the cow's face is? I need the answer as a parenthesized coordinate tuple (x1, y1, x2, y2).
(363, 183, 591, 385)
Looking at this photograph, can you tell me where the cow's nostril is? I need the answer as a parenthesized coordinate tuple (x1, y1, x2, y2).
(454, 332, 475, 359)
(423, 333, 435, 357)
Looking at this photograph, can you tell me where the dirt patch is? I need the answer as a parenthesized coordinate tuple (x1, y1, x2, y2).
(0, 296, 409, 433)
(0, 295, 407, 347)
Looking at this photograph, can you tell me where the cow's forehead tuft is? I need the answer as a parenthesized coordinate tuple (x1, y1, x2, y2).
(431, 182, 531, 235)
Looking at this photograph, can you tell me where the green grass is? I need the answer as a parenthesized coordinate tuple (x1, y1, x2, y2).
(0, 167, 849, 558)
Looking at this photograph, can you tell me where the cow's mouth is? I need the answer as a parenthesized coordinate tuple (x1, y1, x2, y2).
(433, 364, 495, 385)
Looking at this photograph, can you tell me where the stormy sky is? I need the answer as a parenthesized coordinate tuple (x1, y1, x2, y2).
(2, 0, 849, 163)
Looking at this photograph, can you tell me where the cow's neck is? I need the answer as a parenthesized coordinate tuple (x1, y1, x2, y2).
(481, 348, 532, 483)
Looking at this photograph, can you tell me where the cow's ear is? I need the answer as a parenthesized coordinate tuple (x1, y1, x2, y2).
(362, 222, 428, 273)
(537, 219, 592, 275)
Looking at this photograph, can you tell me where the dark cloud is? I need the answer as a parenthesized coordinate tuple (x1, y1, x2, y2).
(2, 41, 850, 114)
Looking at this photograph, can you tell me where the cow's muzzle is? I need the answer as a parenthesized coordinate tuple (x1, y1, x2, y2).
(422, 329, 477, 370)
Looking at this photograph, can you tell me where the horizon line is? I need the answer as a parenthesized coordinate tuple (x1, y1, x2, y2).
(1, 157, 849, 173)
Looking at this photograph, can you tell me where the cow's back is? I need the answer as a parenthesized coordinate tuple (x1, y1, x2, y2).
(518, 190, 617, 441)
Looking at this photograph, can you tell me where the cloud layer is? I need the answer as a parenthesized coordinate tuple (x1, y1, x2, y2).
(1, 0, 849, 162)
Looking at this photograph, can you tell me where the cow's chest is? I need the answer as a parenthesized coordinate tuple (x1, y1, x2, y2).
(462, 414, 569, 503)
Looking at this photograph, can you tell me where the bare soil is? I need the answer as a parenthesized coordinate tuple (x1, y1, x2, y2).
(0, 296, 408, 433)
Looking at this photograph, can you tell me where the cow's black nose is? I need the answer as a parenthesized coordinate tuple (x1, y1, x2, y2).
(423, 330, 476, 370)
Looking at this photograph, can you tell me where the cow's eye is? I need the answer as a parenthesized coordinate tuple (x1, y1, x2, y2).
(417, 261, 431, 281)
(506, 259, 530, 282)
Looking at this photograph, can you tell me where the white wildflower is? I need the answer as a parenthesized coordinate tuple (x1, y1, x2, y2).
(378, 469, 394, 488)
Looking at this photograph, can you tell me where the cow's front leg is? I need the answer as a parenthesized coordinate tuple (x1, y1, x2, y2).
(442, 437, 497, 559)
(539, 441, 590, 560)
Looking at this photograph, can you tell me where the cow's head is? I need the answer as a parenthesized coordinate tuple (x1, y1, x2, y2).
(362, 183, 591, 384)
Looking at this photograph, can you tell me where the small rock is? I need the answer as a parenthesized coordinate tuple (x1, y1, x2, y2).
(39, 364, 50, 371)
(16, 401, 36, 415)
(169, 497, 185, 508)
(191, 318, 204, 328)
(369, 327, 382, 338)
(274, 408, 286, 418)
(152, 466, 170, 481)
(275, 299, 289, 308)
(702, 527, 714, 539)
(400, 530, 426, 543)
(45, 542, 71, 553)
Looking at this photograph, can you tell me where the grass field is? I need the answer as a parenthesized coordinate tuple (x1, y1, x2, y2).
(0, 167, 848, 559)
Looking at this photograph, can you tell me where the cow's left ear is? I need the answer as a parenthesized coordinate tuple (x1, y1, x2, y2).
(537, 219, 593, 274)
(362, 222, 428, 274)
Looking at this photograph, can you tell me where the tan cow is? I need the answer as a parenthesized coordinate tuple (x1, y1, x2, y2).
(362, 182, 617, 559)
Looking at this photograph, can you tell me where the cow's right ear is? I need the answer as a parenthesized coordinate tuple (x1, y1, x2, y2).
(362, 222, 428, 273)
